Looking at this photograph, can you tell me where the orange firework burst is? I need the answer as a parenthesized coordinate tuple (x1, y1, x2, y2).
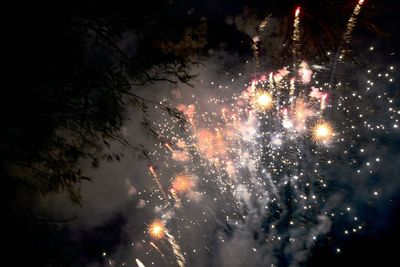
(311, 120, 334, 143)
(172, 174, 195, 194)
(172, 150, 190, 161)
(253, 91, 273, 111)
(148, 220, 166, 239)
(196, 128, 226, 159)
(294, 99, 313, 121)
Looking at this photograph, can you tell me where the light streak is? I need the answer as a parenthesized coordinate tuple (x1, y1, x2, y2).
(150, 242, 165, 258)
(341, 0, 366, 55)
(135, 259, 146, 267)
(149, 166, 168, 199)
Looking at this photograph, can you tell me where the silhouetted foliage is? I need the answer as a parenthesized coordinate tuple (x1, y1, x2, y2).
(3, 1, 209, 203)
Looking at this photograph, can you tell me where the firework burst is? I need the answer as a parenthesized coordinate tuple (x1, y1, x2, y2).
(253, 91, 274, 111)
(311, 120, 335, 144)
(148, 220, 166, 239)
(172, 174, 195, 194)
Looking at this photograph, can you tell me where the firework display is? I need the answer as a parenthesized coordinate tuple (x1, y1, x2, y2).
(106, 2, 399, 266)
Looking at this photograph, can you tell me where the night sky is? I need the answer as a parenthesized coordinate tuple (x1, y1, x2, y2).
(4, 1, 400, 266)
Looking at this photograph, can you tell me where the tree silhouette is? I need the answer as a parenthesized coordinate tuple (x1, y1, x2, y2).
(4, 0, 209, 204)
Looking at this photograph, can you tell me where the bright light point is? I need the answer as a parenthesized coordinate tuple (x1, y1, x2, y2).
(374, 191, 379, 196)
(148, 220, 166, 239)
(317, 125, 329, 136)
(312, 121, 334, 143)
(376, 158, 380, 162)
(283, 119, 293, 129)
(257, 94, 271, 106)
(254, 91, 273, 111)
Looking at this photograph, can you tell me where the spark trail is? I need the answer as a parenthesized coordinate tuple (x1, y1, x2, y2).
(342, 0, 366, 55)
(292, 6, 301, 59)
(330, 0, 366, 84)
(166, 230, 186, 267)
